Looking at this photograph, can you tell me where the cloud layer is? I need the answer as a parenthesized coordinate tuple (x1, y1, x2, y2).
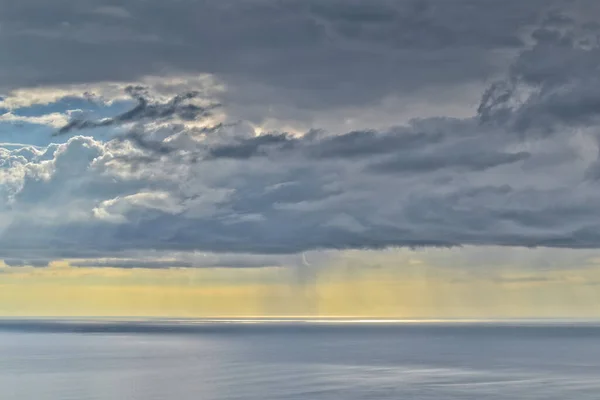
(2, 1, 600, 266)
(0, 0, 557, 131)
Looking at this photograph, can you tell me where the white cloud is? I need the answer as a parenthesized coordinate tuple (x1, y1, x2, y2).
(93, 191, 184, 223)
(0, 111, 69, 128)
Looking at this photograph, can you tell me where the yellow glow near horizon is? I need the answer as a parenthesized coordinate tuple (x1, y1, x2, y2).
(2, 253, 600, 319)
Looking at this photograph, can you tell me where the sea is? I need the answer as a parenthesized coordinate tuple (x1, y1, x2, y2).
(1, 319, 599, 399)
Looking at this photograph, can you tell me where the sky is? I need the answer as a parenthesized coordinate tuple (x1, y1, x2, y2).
(2, 0, 600, 318)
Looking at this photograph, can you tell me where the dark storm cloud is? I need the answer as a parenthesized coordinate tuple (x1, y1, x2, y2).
(0, 0, 556, 117)
(4, 1, 600, 264)
(477, 13, 600, 134)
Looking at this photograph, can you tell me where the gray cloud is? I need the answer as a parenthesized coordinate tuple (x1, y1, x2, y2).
(205, 126, 449, 161)
(207, 133, 296, 160)
(69, 259, 194, 269)
(0, 0, 558, 125)
(202, 119, 529, 176)
(2, 259, 50, 267)
(55, 86, 219, 135)
(69, 252, 305, 269)
(477, 13, 600, 135)
(368, 150, 530, 174)
(3, 1, 600, 266)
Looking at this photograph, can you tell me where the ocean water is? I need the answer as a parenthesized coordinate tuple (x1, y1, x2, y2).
(1, 320, 599, 399)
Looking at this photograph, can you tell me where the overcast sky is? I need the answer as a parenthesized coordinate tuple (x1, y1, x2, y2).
(3, 0, 600, 271)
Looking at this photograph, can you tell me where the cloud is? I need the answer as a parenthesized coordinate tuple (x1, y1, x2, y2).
(477, 14, 600, 134)
(206, 133, 297, 160)
(367, 149, 531, 174)
(1, 250, 321, 270)
(0, 0, 552, 127)
(205, 127, 447, 161)
(0, 75, 223, 111)
(69, 258, 194, 269)
(3, 2, 600, 266)
(68, 252, 309, 269)
(203, 122, 531, 176)
(55, 86, 220, 135)
(0, 112, 69, 128)
(2, 259, 50, 267)
(91, 6, 132, 20)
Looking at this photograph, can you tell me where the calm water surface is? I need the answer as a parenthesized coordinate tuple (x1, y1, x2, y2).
(1, 320, 599, 399)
